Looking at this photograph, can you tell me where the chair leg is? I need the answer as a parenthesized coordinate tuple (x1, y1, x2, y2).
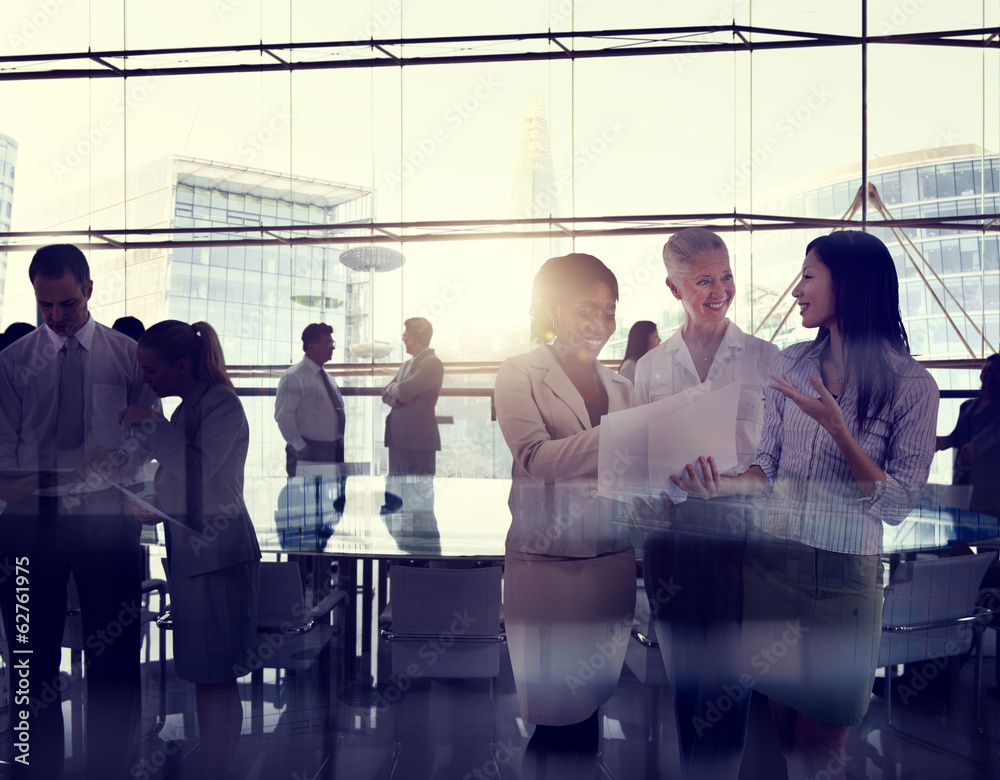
(142, 620, 167, 740)
(488, 676, 505, 780)
(882, 657, 988, 766)
(885, 665, 894, 732)
(383, 697, 401, 780)
(974, 627, 1000, 742)
(596, 707, 616, 780)
(975, 632, 984, 735)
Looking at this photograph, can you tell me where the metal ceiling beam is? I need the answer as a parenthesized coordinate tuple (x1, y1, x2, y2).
(3, 212, 1000, 252)
(2, 25, 994, 81)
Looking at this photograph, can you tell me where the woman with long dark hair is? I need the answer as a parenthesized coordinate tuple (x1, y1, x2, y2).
(120, 320, 261, 780)
(674, 231, 938, 779)
(618, 320, 660, 383)
(494, 253, 636, 771)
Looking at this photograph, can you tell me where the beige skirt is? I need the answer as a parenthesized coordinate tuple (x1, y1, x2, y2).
(504, 548, 635, 725)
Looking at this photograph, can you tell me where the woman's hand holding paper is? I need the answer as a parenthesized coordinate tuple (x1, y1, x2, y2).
(670, 455, 732, 499)
(631, 491, 675, 530)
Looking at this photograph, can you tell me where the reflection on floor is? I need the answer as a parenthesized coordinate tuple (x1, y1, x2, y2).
(2, 598, 1000, 779)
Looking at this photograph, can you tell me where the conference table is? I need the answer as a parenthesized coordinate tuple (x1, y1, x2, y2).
(140, 468, 1000, 689)
(241, 473, 512, 678)
(240, 473, 1000, 562)
(243, 473, 511, 561)
(225, 473, 1000, 680)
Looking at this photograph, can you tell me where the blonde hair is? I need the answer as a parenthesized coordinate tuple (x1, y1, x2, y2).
(662, 228, 728, 281)
(139, 320, 234, 390)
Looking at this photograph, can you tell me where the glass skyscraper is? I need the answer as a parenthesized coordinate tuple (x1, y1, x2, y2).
(6, 156, 375, 475)
(751, 145, 1000, 365)
(746, 145, 1000, 484)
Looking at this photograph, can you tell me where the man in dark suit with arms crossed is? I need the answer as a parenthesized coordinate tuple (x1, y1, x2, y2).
(382, 317, 444, 476)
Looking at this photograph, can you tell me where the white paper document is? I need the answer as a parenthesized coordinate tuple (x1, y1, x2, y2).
(597, 380, 742, 504)
(98, 477, 184, 527)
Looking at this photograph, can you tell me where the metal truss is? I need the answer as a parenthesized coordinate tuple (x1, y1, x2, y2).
(2, 210, 1000, 253)
(753, 183, 1000, 357)
(0, 24, 997, 81)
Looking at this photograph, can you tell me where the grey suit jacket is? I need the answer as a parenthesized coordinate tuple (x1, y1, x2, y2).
(494, 345, 636, 558)
(147, 381, 261, 576)
(382, 348, 444, 451)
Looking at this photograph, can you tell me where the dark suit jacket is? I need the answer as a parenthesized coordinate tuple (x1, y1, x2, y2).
(382, 348, 444, 452)
(147, 380, 261, 576)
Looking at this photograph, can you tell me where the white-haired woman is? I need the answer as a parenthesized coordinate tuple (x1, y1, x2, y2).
(633, 227, 777, 780)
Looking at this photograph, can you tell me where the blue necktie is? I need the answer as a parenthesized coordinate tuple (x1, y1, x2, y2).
(320, 369, 347, 437)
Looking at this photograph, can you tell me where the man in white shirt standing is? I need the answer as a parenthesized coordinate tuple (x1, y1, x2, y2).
(275, 322, 347, 478)
(0, 244, 158, 780)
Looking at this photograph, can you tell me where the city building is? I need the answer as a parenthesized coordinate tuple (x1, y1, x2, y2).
(0, 133, 16, 324)
(745, 145, 1000, 482)
(4, 155, 376, 475)
(508, 90, 570, 284)
(750, 145, 999, 361)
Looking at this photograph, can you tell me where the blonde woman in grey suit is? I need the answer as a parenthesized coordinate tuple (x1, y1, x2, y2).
(120, 320, 260, 780)
(495, 253, 636, 764)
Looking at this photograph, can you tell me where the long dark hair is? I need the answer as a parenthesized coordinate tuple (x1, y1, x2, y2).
(529, 253, 619, 345)
(139, 320, 234, 391)
(622, 320, 658, 365)
(803, 230, 908, 435)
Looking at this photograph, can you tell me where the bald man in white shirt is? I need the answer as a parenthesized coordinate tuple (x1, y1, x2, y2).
(275, 322, 347, 478)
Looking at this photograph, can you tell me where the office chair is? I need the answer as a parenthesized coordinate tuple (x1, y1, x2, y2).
(156, 560, 347, 735)
(378, 563, 506, 779)
(877, 552, 996, 753)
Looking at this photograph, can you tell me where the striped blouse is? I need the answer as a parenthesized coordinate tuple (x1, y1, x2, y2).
(754, 337, 939, 556)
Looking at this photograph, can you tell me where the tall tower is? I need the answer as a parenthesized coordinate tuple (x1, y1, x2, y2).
(508, 90, 568, 275)
(0, 133, 17, 326)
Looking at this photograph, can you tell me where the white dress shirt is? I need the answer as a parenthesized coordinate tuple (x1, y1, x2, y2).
(0, 315, 158, 484)
(755, 338, 939, 556)
(274, 357, 343, 451)
(633, 319, 779, 475)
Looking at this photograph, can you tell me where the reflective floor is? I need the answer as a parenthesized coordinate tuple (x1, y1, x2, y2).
(2, 584, 1000, 780)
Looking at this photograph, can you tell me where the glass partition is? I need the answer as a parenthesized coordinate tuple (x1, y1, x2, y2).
(0, 0, 996, 486)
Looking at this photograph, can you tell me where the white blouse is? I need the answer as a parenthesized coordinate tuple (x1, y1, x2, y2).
(633, 319, 779, 476)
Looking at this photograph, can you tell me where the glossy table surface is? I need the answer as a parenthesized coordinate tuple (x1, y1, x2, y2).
(243, 474, 512, 559)
(218, 474, 1000, 560)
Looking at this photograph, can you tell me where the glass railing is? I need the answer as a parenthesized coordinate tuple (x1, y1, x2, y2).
(221, 359, 984, 485)
(227, 362, 513, 480)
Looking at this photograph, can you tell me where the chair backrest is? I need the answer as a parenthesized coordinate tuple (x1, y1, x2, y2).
(386, 564, 503, 678)
(257, 561, 307, 632)
(878, 552, 996, 668)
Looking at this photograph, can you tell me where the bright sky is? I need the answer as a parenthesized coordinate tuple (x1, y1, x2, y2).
(1, 0, 997, 354)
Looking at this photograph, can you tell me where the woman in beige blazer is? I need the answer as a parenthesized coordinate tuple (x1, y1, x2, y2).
(495, 253, 636, 759)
